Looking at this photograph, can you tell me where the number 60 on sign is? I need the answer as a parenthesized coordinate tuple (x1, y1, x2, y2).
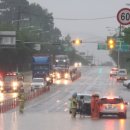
(117, 8, 130, 25)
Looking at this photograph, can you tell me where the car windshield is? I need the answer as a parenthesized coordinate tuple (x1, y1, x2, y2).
(77, 95, 91, 101)
(100, 98, 123, 104)
(32, 78, 43, 82)
(118, 70, 126, 73)
(4, 76, 17, 82)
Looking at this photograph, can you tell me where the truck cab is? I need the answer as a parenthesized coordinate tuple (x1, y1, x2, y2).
(2, 72, 24, 92)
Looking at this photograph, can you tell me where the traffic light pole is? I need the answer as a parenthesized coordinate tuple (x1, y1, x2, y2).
(117, 47, 120, 68)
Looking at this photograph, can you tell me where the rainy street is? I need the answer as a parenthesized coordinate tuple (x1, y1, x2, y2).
(1, 66, 130, 130)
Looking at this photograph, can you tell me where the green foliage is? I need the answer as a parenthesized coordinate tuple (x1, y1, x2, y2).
(123, 27, 130, 44)
(0, 0, 84, 71)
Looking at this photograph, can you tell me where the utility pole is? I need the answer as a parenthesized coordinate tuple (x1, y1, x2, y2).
(17, 6, 21, 32)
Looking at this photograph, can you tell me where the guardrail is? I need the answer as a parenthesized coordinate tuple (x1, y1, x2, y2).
(0, 86, 50, 113)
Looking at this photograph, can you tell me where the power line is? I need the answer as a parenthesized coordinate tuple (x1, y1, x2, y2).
(54, 16, 115, 21)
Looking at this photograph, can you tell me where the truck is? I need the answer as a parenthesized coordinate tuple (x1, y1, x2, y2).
(55, 55, 70, 68)
(32, 55, 53, 79)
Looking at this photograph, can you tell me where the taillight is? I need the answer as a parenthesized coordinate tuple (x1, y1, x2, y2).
(100, 104, 104, 110)
(120, 103, 125, 110)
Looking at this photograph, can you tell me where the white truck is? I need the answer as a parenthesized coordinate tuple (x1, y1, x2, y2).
(55, 55, 70, 68)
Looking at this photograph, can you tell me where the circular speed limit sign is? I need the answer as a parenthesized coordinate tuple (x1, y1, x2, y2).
(117, 8, 130, 25)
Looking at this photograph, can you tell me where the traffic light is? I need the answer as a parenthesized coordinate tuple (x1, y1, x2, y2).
(72, 38, 82, 45)
(107, 37, 116, 49)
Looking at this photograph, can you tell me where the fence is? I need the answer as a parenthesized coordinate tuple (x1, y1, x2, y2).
(0, 86, 50, 113)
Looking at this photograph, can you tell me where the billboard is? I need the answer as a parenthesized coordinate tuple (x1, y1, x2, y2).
(0, 31, 16, 48)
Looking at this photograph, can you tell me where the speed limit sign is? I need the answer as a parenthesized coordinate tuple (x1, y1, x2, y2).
(117, 8, 130, 25)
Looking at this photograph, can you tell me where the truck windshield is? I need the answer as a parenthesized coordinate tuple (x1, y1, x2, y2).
(4, 76, 17, 82)
(56, 62, 68, 66)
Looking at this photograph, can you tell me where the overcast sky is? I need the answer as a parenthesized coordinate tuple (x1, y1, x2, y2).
(28, 0, 130, 64)
(28, 0, 130, 41)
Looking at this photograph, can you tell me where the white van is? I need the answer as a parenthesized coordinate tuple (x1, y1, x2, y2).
(116, 69, 127, 80)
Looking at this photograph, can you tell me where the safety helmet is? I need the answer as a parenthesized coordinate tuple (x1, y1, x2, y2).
(92, 93, 99, 98)
(72, 92, 77, 98)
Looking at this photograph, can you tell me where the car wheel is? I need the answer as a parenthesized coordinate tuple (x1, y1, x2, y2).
(127, 84, 130, 89)
(119, 113, 127, 119)
(31, 88, 34, 92)
(99, 113, 102, 118)
(69, 110, 72, 114)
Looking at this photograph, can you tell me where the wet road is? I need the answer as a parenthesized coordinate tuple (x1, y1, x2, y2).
(1, 66, 130, 130)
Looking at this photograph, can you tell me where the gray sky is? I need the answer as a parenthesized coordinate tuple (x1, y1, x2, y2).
(28, 0, 130, 64)
(28, 0, 130, 41)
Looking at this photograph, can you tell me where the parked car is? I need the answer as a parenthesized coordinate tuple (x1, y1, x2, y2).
(99, 96, 128, 118)
(116, 69, 127, 81)
(123, 79, 130, 89)
(31, 78, 46, 91)
(69, 93, 92, 115)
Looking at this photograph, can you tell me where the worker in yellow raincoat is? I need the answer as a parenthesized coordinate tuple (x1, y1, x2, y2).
(18, 88, 26, 113)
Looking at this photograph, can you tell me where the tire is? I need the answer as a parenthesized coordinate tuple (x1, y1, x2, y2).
(119, 113, 127, 119)
(31, 88, 34, 92)
(99, 113, 102, 118)
(127, 84, 130, 89)
(69, 110, 72, 114)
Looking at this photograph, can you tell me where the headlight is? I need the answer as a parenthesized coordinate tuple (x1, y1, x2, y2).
(12, 82, 18, 87)
(56, 73, 60, 78)
(63, 60, 66, 62)
(0, 81, 3, 87)
(0, 87, 4, 91)
(46, 77, 51, 81)
(52, 73, 55, 78)
(79, 63, 82, 66)
(64, 73, 69, 78)
(125, 77, 127, 79)
(50, 73, 53, 77)
(56, 60, 59, 62)
(74, 63, 78, 67)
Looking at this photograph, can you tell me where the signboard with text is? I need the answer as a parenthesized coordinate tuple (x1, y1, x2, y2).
(0, 31, 16, 48)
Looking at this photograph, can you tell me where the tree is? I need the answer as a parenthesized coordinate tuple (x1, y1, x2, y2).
(123, 27, 130, 44)
(0, 0, 29, 25)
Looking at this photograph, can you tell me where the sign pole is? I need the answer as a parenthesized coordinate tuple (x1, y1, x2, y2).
(118, 46, 120, 68)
